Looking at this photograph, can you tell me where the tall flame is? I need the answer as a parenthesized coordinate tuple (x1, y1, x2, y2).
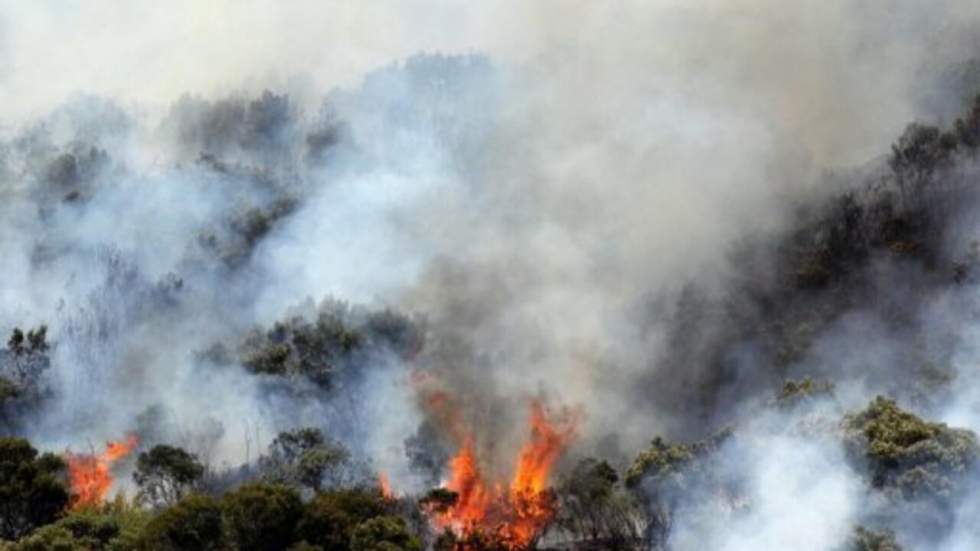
(424, 399, 579, 550)
(66, 435, 138, 509)
(378, 471, 396, 500)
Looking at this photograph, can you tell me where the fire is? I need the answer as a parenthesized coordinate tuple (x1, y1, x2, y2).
(66, 435, 138, 509)
(379, 471, 396, 500)
(424, 399, 580, 550)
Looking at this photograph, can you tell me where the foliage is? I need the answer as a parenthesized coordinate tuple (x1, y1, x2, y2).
(296, 489, 387, 551)
(222, 483, 304, 551)
(625, 430, 732, 548)
(9, 510, 120, 550)
(847, 526, 903, 551)
(843, 396, 979, 500)
(199, 198, 297, 269)
(238, 300, 423, 389)
(133, 445, 205, 508)
(555, 458, 643, 548)
(260, 428, 349, 492)
(625, 429, 731, 488)
(138, 494, 223, 551)
(774, 377, 835, 408)
(0, 437, 70, 540)
(0, 327, 52, 419)
(349, 516, 422, 551)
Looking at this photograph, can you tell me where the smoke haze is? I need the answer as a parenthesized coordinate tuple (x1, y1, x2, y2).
(5, 1, 980, 549)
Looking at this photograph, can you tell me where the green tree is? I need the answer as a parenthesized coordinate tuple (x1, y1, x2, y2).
(842, 396, 978, 499)
(138, 494, 223, 551)
(349, 516, 422, 551)
(261, 428, 348, 492)
(133, 445, 205, 508)
(0, 437, 70, 540)
(626, 429, 731, 548)
(296, 489, 386, 551)
(222, 483, 303, 551)
(10, 511, 120, 550)
(556, 458, 642, 548)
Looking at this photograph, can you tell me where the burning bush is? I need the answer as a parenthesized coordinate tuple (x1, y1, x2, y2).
(416, 399, 580, 550)
(65, 435, 139, 510)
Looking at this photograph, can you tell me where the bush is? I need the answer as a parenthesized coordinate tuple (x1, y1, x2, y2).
(0, 437, 70, 540)
(843, 396, 979, 499)
(349, 516, 422, 551)
(222, 483, 303, 551)
(138, 494, 223, 551)
(296, 489, 386, 551)
(134, 445, 205, 508)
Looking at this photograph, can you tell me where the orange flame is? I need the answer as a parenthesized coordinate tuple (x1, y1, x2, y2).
(66, 435, 138, 509)
(379, 471, 396, 500)
(425, 399, 579, 550)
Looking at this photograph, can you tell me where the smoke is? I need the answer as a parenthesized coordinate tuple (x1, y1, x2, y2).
(5, 1, 980, 548)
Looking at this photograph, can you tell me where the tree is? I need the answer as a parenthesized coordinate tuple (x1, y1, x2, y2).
(888, 123, 956, 202)
(222, 483, 303, 551)
(772, 377, 835, 409)
(349, 516, 422, 551)
(842, 396, 978, 500)
(848, 526, 903, 551)
(10, 510, 120, 550)
(296, 489, 387, 551)
(261, 428, 349, 492)
(138, 494, 223, 551)
(236, 299, 423, 390)
(0, 437, 70, 540)
(556, 458, 643, 548)
(133, 445, 205, 508)
(626, 429, 732, 548)
(0, 327, 52, 416)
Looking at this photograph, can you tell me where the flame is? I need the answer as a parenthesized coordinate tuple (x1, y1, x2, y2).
(66, 435, 138, 509)
(379, 471, 396, 500)
(425, 399, 579, 550)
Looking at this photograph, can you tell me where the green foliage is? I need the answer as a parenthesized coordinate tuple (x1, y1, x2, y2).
(296, 489, 386, 551)
(626, 430, 732, 548)
(222, 483, 303, 551)
(774, 377, 835, 408)
(349, 516, 422, 551)
(261, 428, 349, 492)
(625, 429, 730, 488)
(0, 378, 18, 403)
(843, 396, 979, 499)
(0, 437, 70, 540)
(10, 511, 119, 550)
(847, 526, 903, 551)
(237, 300, 423, 389)
(200, 198, 297, 269)
(556, 458, 643, 548)
(138, 494, 223, 551)
(133, 445, 205, 508)
(98, 496, 152, 551)
(8, 496, 149, 550)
